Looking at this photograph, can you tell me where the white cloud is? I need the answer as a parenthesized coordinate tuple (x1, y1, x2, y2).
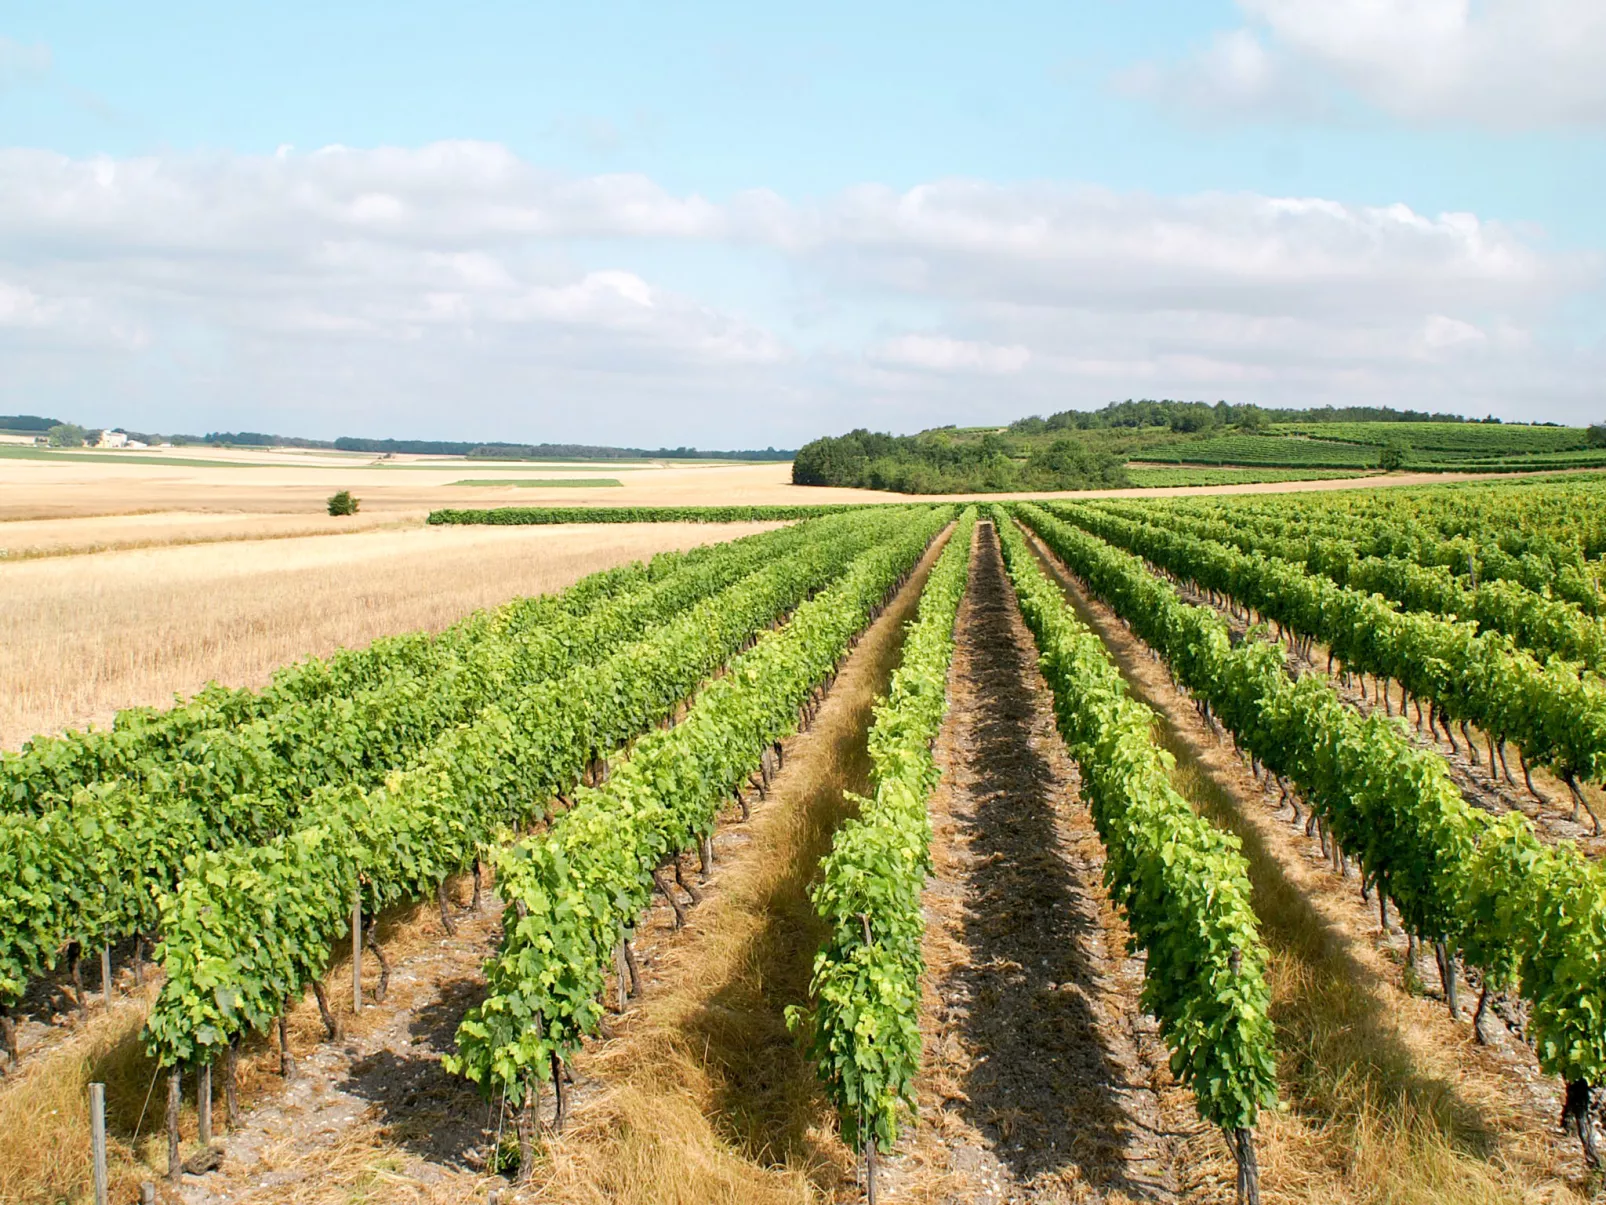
(872, 335, 1030, 374)
(1114, 29, 1328, 118)
(1120, 0, 1606, 128)
(0, 141, 1598, 442)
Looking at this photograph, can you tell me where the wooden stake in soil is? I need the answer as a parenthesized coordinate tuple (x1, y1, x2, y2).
(100, 945, 113, 1006)
(224, 1038, 240, 1128)
(89, 1081, 109, 1205)
(165, 1068, 182, 1182)
(352, 894, 363, 1015)
(71, 943, 86, 1017)
(614, 941, 629, 1012)
(197, 1061, 212, 1146)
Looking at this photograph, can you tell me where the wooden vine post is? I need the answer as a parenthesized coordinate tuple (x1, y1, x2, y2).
(860, 911, 878, 1205)
(100, 945, 113, 1007)
(198, 1061, 212, 1146)
(352, 893, 363, 1015)
(89, 1081, 108, 1205)
(165, 1068, 182, 1181)
(1225, 947, 1261, 1205)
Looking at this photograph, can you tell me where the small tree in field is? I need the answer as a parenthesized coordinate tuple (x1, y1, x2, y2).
(327, 490, 360, 516)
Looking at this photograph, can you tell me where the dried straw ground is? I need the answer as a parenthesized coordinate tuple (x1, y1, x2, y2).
(0, 443, 1552, 526)
(0, 520, 777, 749)
(519, 526, 950, 1205)
(884, 522, 1206, 1204)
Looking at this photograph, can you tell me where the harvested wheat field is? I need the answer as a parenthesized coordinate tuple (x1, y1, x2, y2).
(0, 520, 780, 748)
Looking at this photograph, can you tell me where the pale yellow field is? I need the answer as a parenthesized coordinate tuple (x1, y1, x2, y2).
(0, 520, 777, 750)
(0, 449, 1553, 750)
(0, 454, 884, 523)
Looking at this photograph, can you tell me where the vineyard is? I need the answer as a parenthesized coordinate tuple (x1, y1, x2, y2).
(7, 475, 1606, 1205)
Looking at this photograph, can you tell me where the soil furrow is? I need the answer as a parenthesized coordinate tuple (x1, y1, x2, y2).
(887, 521, 1192, 1204)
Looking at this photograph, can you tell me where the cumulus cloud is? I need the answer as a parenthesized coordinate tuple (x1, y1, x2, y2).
(871, 335, 1031, 375)
(0, 141, 1597, 441)
(1120, 0, 1606, 128)
(1113, 29, 1329, 119)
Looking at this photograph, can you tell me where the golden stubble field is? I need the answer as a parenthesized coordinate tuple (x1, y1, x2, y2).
(0, 520, 785, 750)
(0, 446, 1509, 751)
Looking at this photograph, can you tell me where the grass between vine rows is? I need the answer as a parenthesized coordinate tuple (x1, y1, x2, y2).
(0, 868, 496, 1204)
(1026, 528, 1586, 1205)
(0, 529, 943, 1204)
(515, 529, 946, 1204)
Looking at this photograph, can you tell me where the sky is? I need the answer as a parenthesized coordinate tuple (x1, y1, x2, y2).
(1, 0, 1603, 447)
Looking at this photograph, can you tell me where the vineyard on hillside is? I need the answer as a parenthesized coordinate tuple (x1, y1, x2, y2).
(7, 476, 1606, 1204)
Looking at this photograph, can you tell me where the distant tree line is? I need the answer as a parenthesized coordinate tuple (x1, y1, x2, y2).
(331, 437, 793, 460)
(1009, 400, 1486, 435)
(0, 414, 63, 432)
(792, 428, 1130, 493)
(8, 424, 794, 460)
(790, 402, 1563, 494)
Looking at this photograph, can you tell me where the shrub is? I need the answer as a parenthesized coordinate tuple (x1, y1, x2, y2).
(46, 423, 89, 448)
(327, 490, 360, 516)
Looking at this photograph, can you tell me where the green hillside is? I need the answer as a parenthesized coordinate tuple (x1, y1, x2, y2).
(793, 402, 1606, 494)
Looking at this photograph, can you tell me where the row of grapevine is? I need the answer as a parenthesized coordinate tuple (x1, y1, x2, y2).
(790, 507, 976, 1193)
(0, 536, 719, 813)
(141, 507, 947, 1071)
(1012, 503, 1606, 1165)
(1149, 480, 1606, 609)
(1047, 501, 1606, 824)
(445, 509, 952, 1175)
(995, 512, 1277, 1200)
(428, 503, 870, 525)
(1, 514, 904, 1017)
(1088, 497, 1606, 673)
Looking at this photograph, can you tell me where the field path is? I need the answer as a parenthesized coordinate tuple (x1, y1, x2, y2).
(885, 522, 1196, 1203)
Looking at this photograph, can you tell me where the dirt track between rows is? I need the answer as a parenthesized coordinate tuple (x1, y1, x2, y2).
(886, 523, 1201, 1204)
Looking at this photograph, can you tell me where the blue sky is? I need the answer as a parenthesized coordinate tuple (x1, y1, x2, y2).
(1, 0, 1603, 445)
